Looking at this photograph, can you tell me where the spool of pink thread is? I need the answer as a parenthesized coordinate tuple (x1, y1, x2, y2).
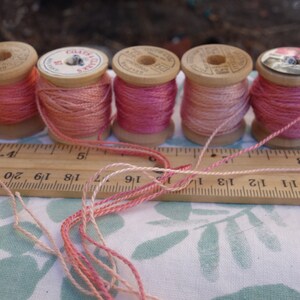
(37, 46, 111, 143)
(0, 41, 44, 139)
(181, 44, 253, 146)
(112, 45, 180, 146)
(251, 47, 300, 149)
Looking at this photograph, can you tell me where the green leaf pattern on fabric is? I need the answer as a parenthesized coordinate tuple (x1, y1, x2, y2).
(225, 219, 252, 269)
(198, 224, 219, 282)
(0, 197, 29, 219)
(0, 197, 288, 298)
(86, 213, 125, 238)
(47, 198, 82, 223)
(261, 205, 287, 227)
(0, 255, 56, 300)
(214, 284, 300, 300)
(60, 251, 118, 299)
(247, 211, 281, 251)
(64, 213, 125, 245)
(132, 230, 189, 260)
(0, 221, 42, 256)
(132, 202, 284, 282)
(193, 208, 230, 215)
(155, 202, 192, 220)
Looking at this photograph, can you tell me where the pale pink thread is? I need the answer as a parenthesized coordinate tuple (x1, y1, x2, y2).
(35, 70, 174, 298)
(7, 113, 300, 300)
(1, 186, 103, 298)
(250, 75, 300, 138)
(36, 73, 112, 139)
(59, 116, 300, 299)
(7, 111, 300, 299)
(0, 68, 38, 124)
(7, 72, 300, 299)
(114, 77, 177, 134)
(181, 78, 250, 136)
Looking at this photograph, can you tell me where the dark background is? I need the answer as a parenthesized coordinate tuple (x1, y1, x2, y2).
(1, 0, 299, 65)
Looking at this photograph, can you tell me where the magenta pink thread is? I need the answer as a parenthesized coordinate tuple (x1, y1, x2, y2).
(7, 113, 300, 299)
(6, 72, 300, 299)
(250, 75, 300, 138)
(114, 77, 177, 134)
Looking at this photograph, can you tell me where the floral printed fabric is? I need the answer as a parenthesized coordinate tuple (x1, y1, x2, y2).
(0, 72, 300, 300)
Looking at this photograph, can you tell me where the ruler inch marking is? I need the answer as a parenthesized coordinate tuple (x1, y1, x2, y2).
(0, 144, 299, 205)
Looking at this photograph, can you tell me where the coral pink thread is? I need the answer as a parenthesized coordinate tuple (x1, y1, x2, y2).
(114, 77, 177, 134)
(59, 115, 300, 299)
(0, 68, 38, 124)
(8, 73, 300, 299)
(250, 75, 300, 138)
(6, 114, 300, 299)
(34, 71, 176, 299)
(36, 73, 112, 139)
(181, 78, 250, 136)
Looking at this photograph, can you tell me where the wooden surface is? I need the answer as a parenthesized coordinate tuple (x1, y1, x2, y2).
(0, 143, 299, 205)
(0, 41, 38, 85)
(112, 45, 180, 86)
(182, 120, 246, 146)
(252, 119, 300, 149)
(0, 41, 43, 139)
(112, 46, 179, 145)
(37, 46, 109, 88)
(0, 115, 44, 140)
(48, 127, 111, 143)
(181, 44, 253, 87)
(180, 44, 251, 145)
(112, 120, 174, 147)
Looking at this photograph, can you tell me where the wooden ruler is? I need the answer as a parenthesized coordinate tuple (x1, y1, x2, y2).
(0, 143, 299, 205)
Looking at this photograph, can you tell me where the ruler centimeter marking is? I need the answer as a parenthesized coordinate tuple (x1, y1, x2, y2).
(0, 143, 299, 205)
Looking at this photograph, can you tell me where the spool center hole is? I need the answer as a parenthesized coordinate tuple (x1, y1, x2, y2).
(65, 54, 84, 66)
(137, 55, 156, 65)
(207, 55, 226, 65)
(0, 51, 12, 61)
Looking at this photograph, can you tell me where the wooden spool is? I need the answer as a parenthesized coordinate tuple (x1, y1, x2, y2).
(112, 45, 180, 146)
(37, 46, 110, 142)
(0, 41, 44, 139)
(251, 47, 300, 149)
(181, 44, 253, 146)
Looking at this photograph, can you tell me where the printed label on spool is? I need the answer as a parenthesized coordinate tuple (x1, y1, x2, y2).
(181, 44, 252, 87)
(116, 46, 177, 76)
(184, 45, 248, 76)
(261, 47, 300, 75)
(112, 46, 180, 86)
(39, 47, 104, 76)
(0, 43, 31, 72)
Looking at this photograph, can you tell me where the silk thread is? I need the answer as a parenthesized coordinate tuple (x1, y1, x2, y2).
(36, 72, 112, 139)
(0, 68, 38, 124)
(250, 75, 300, 138)
(114, 77, 177, 134)
(3, 70, 300, 299)
(181, 78, 250, 136)
(3, 114, 299, 299)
